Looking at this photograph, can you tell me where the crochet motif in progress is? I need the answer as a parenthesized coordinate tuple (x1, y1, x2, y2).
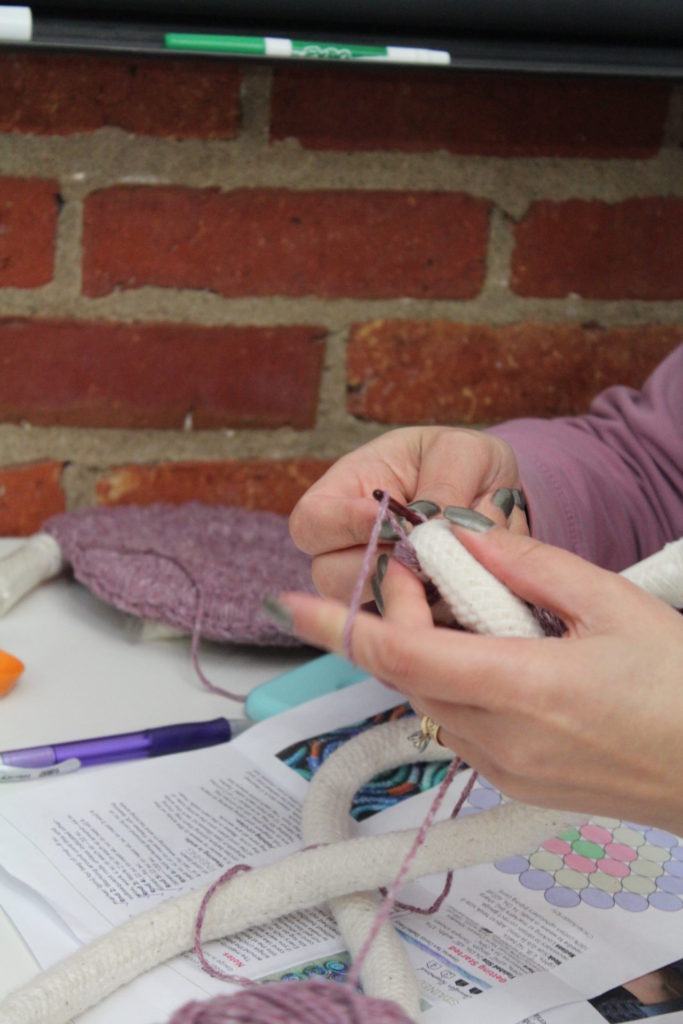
(0, 525, 681, 1024)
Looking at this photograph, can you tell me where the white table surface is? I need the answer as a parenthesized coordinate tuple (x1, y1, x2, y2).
(0, 536, 312, 1001)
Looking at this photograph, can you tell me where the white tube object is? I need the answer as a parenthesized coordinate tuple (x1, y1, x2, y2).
(0, 6, 32, 42)
(620, 538, 683, 607)
(0, 718, 580, 1024)
(0, 533, 64, 616)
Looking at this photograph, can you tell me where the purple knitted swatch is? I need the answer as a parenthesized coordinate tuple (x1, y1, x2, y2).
(44, 502, 316, 646)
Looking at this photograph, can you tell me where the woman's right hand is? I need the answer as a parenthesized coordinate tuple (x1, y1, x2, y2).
(289, 426, 528, 602)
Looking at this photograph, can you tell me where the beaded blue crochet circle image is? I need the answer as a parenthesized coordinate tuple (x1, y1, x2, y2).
(276, 704, 454, 821)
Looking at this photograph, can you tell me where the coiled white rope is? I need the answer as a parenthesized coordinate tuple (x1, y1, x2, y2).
(0, 723, 581, 1024)
(0, 530, 680, 1023)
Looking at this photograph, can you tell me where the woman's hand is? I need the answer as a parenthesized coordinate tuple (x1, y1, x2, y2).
(270, 525, 683, 835)
(289, 426, 528, 603)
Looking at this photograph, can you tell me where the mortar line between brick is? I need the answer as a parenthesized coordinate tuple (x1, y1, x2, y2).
(238, 65, 273, 145)
(1, 293, 682, 327)
(51, 194, 84, 297)
(477, 205, 514, 301)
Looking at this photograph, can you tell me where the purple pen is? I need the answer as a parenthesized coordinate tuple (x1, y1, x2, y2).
(0, 718, 245, 774)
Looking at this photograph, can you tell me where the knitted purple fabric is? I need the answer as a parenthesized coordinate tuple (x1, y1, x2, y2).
(44, 502, 315, 646)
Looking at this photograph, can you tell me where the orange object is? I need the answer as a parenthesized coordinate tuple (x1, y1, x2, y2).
(0, 650, 24, 696)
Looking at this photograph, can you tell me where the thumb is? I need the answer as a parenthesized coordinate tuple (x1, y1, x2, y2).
(446, 518, 632, 631)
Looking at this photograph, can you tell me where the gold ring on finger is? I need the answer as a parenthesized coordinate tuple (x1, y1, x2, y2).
(409, 714, 443, 752)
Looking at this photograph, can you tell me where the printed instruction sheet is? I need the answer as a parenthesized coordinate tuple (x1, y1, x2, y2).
(0, 678, 681, 1024)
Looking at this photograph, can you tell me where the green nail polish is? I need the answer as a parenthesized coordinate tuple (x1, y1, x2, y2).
(407, 499, 441, 518)
(379, 520, 401, 541)
(371, 574, 384, 616)
(376, 552, 389, 583)
(443, 506, 495, 532)
(512, 488, 527, 511)
(492, 487, 515, 518)
(261, 596, 294, 631)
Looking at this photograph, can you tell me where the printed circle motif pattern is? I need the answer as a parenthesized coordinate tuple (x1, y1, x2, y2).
(462, 779, 683, 913)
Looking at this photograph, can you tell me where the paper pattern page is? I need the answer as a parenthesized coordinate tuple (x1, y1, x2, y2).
(0, 678, 681, 1024)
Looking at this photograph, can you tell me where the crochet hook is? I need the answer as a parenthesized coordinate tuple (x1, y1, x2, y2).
(372, 490, 426, 525)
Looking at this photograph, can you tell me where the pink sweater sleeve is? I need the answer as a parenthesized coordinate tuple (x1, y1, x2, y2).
(490, 344, 683, 571)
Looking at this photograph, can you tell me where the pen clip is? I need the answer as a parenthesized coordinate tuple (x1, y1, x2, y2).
(0, 758, 81, 783)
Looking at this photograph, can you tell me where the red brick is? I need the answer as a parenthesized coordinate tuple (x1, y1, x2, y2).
(0, 178, 59, 287)
(346, 321, 682, 423)
(0, 53, 241, 138)
(271, 68, 669, 157)
(0, 319, 325, 429)
(511, 198, 683, 300)
(96, 459, 334, 515)
(82, 187, 490, 300)
(0, 461, 65, 535)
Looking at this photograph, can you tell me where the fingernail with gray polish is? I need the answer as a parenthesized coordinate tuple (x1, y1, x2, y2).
(407, 499, 441, 518)
(443, 506, 495, 532)
(379, 520, 401, 541)
(512, 488, 527, 511)
(371, 574, 384, 616)
(492, 487, 515, 518)
(376, 552, 389, 583)
(261, 596, 294, 631)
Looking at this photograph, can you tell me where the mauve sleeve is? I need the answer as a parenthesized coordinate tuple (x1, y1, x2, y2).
(489, 344, 683, 571)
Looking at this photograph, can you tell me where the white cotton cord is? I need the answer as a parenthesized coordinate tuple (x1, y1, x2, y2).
(0, 753, 580, 1024)
(302, 718, 454, 1018)
(2, 529, 680, 1024)
(302, 719, 452, 842)
(620, 538, 683, 608)
(410, 519, 545, 637)
(0, 534, 65, 616)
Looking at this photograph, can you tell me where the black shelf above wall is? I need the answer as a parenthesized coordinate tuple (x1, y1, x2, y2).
(2, 0, 683, 76)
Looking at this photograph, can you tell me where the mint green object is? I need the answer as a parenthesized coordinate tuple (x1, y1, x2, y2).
(245, 653, 368, 720)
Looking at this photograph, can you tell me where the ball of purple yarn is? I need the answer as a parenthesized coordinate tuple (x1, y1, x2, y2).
(44, 502, 316, 646)
(167, 980, 413, 1024)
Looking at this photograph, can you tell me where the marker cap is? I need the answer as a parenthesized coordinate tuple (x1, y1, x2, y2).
(0, 6, 32, 42)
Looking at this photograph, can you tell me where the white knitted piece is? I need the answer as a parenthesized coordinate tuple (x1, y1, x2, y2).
(0, 533, 64, 616)
(411, 520, 545, 637)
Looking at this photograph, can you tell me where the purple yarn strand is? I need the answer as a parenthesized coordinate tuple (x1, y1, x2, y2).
(179, 494, 473, 1023)
(388, 767, 479, 916)
(63, 539, 247, 701)
(193, 864, 254, 983)
(189, 586, 246, 702)
(342, 491, 390, 662)
(347, 754, 463, 989)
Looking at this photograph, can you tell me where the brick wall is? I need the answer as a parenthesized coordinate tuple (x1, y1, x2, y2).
(0, 52, 681, 535)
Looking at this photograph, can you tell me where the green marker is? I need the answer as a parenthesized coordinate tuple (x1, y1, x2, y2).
(165, 33, 450, 65)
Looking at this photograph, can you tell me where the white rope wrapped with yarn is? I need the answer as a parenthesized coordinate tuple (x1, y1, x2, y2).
(0, 531, 680, 1024)
(301, 718, 455, 1020)
(0, 721, 582, 1024)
